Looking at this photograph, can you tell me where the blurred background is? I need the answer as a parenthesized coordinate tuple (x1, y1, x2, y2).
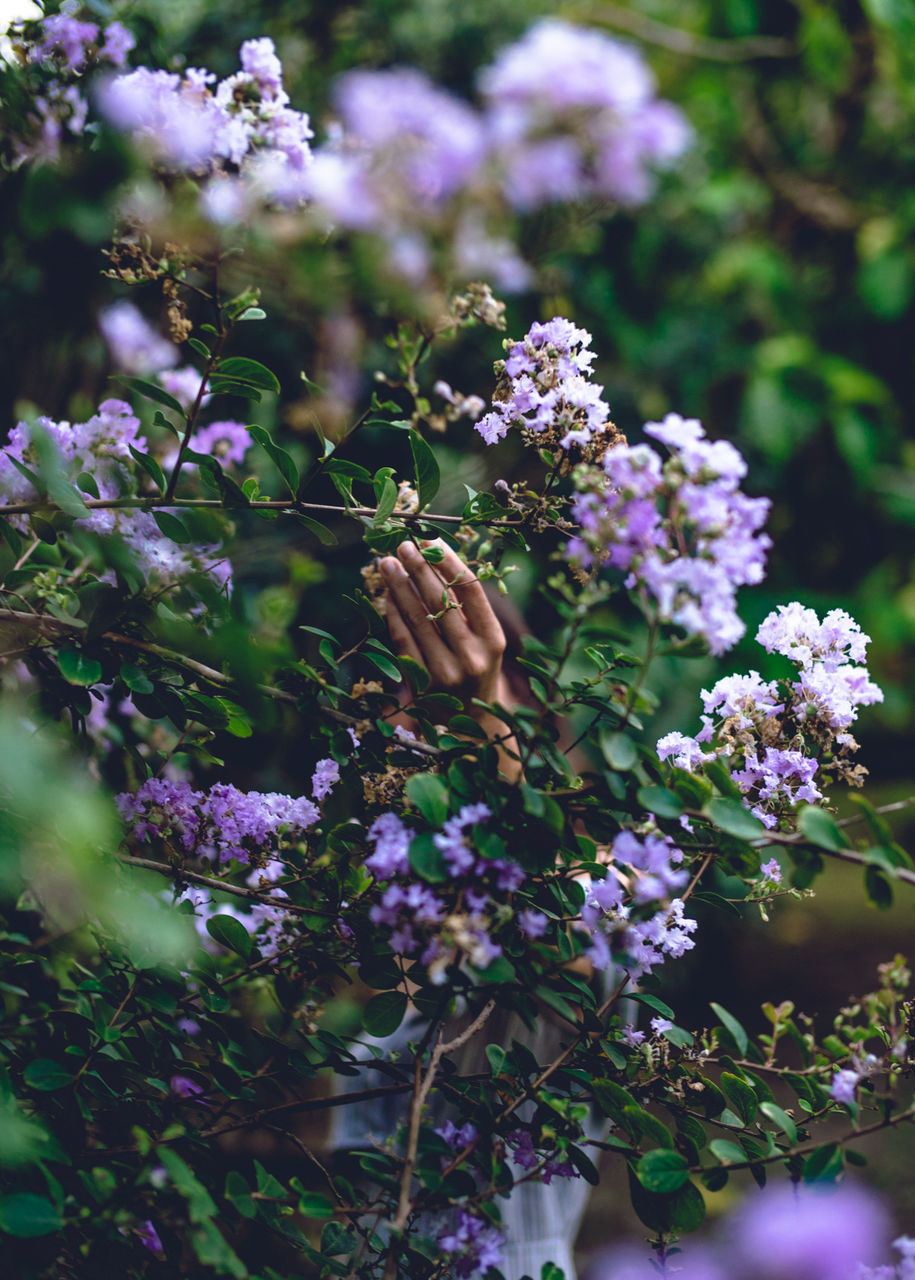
(2, 0, 914, 1268)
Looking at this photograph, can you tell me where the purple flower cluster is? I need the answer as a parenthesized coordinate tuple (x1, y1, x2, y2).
(475, 318, 616, 456)
(567, 413, 771, 655)
(581, 831, 697, 977)
(658, 603, 883, 831)
(437, 1208, 505, 1279)
(859, 1236, 915, 1280)
(99, 37, 314, 213)
(479, 19, 691, 209)
(13, 14, 134, 166)
(508, 1129, 580, 1184)
(0, 399, 230, 590)
(364, 806, 526, 978)
(117, 767, 332, 864)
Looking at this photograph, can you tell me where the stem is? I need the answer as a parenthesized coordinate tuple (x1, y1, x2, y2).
(117, 853, 337, 916)
(389, 1000, 495, 1235)
(164, 267, 226, 501)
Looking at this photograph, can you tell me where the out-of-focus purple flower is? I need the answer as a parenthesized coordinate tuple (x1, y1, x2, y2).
(519, 908, 548, 939)
(831, 1068, 861, 1106)
(650, 1016, 673, 1035)
(170, 1074, 207, 1101)
(99, 300, 179, 376)
(30, 14, 99, 72)
(437, 1208, 504, 1279)
(239, 37, 285, 100)
(592, 1244, 725, 1280)
(158, 365, 210, 411)
(729, 1184, 889, 1280)
(434, 802, 492, 877)
(436, 1120, 478, 1150)
(137, 1219, 163, 1253)
(365, 813, 415, 880)
(100, 22, 135, 68)
(479, 19, 690, 210)
(189, 421, 252, 465)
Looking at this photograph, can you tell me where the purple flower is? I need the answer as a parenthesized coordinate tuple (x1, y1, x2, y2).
(437, 1208, 504, 1279)
(137, 1219, 163, 1253)
(158, 366, 210, 410)
(99, 301, 179, 376)
(650, 1016, 673, 1035)
(519, 908, 548, 939)
(239, 37, 285, 99)
(729, 1184, 889, 1280)
(30, 15, 100, 72)
(436, 1120, 478, 1149)
(434, 803, 491, 877)
(189, 421, 253, 466)
(100, 22, 136, 68)
(365, 813, 414, 880)
(760, 858, 782, 884)
(170, 1074, 207, 1101)
(311, 757, 340, 801)
(830, 1068, 861, 1106)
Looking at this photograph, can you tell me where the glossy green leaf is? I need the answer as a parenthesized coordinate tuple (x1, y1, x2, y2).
(0, 1193, 63, 1237)
(363, 991, 407, 1037)
(206, 914, 254, 960)
(409, 431, 440, 510)
(637, 1149, 690, 1193)
(249, 424, 299, 498)
(704, 797, 766, 840)
(405, 773, 449, 826)
(710, 1002, 749, 1057)
(216, 356, 280, 393)
(58, 647, 102, 687)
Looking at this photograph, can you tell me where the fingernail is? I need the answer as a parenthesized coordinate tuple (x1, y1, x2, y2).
(400, 541, 421, 562)
(380, 557, 400, 577)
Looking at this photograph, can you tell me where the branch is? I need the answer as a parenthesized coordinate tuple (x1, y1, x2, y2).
(117, 853, 337, 916)
(574, 2, 795, 61)
(390, 1001, 496, 1235)
(0, 494, 472, 525)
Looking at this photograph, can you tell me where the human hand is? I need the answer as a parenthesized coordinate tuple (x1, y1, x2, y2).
(379, 540, 508, 707)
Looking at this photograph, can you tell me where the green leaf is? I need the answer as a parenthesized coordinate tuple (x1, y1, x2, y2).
(710, 1002, 749, 1057)
(299, 1192, 335, 1219)
(720, 1072, 758, 1123)
(627, 1166, 705, 1233)
(363, 651, 401, 682)
(636, 1149, 690, 1193)
(637, 785, 683, 819)
(601, 731, 638, 771)
(129, 445, 165, 493)
(864, 864, 893, 909)
(363, 991, 407, 1038)
(408, 832, 449, 884)
(119, 661, 154, 695)
(629, 992, 675, 1020)
(153, 510, 192, 544)
(662, 1025, 695, 1048)
(708, 1139, 746, 1166)
(58, 647, 102, 687)
(249, 424, 299, 498)
(29, 514, 57, 544)
(113, 375, 186, 417)
(406, 773, 449, 827)
(759, 1101, 798, 1144)
(803, 1142, 842, 1183)
(409, 431, 440, 510)
(158, 1148, 218, 1223)
(294, 514, 338, 546)
(704, 797, 766, 840)
(567, 1146, 601, 1186)
(208, 378, 262, 403)
(238, 306, 267, 321)
(23, 1059, 74, 1091)
(398, 655, 430, 693)
(206, 915, 254, 960)
(0, 1193, 63, 1238)
(373, 476, 399, 527)
(225, 1171, 257, 1219)
(216, 357, 280, 393)
(798, 805, 850, 851)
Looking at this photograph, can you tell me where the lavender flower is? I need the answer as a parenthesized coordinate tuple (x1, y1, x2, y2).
(136, 1219, 163, 1253)
(437, 1208, 505, 1279)
(760, 858, 782, 884)
(433, 802, 492, 877)
(568, 413, 771, 655)
(29, 15, 99, 72)
(365, 813, 415, 880)
(99, 300, 179, 376)
(311, 757, 340, 801)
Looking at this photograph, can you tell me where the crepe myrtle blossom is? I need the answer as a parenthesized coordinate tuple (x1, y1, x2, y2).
(857, 1237, 915, 1280)
(567, 413, 771, 655)
(659, 602, 883, 826)
(0, 399, 229, 588)
(117, 765, 333, 864)
(479, 19, 690, 209)
(475, 317, 618, 459)
(437, 1208, 505, 1279)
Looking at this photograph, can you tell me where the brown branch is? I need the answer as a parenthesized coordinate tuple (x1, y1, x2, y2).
(117, 853, 337, 916)
(0, 494, 471, 525)
(390, 1000, 496, 1236)
(575, 1, 795, 61)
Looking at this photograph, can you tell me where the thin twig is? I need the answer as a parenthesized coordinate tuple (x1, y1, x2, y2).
(574, 1, 795, 61)
(117, 853, 336, 916)
(390, 1000, 496, 1234)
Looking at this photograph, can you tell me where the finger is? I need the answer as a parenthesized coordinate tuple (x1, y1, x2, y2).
(429, 541, 505, 651)
(397, 541, 471, 645)
(379, 556, 460, 683)
(383, 589, 424, 668)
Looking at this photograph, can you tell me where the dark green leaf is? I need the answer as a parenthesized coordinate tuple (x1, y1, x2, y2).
(373, 477, 399, 527)
(408, 833, 449, 884)
(803, 1142, 842, 1183)
(601, 731, 638, 771)
(113, 375, 186, 417)
(710, 1002, 749, 1057)
(129, 446, 166, 493)
(120, 662, 154, 695)
(294, 515, 338, 546)
(206, 915, 254, 960)
(405, 773, 449, 827)
(23, 1059, 74, 1091)
(798, 805, 849, 851)
(225, 1172, 257, 1219)
(759, 1101, 798, 1144)
(249, 425, 299, 498)
(299, 1192, 335, 1219)
(708, 1139, 746, 1166)
(58, 647, 102, 687)
(217, 357, 280, 393)
(0, 1193, 63, 1238)
(208, 378, 263, 403)
(409, 431, 440, 510)
(704, 798, 766, 840)
(153, 510, 192, 544)
(637, 785, 683, 819)
(636, 1149, 690, 1193)
(363, 991, 407, 1037)
(720, 1072, 758, 1123)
